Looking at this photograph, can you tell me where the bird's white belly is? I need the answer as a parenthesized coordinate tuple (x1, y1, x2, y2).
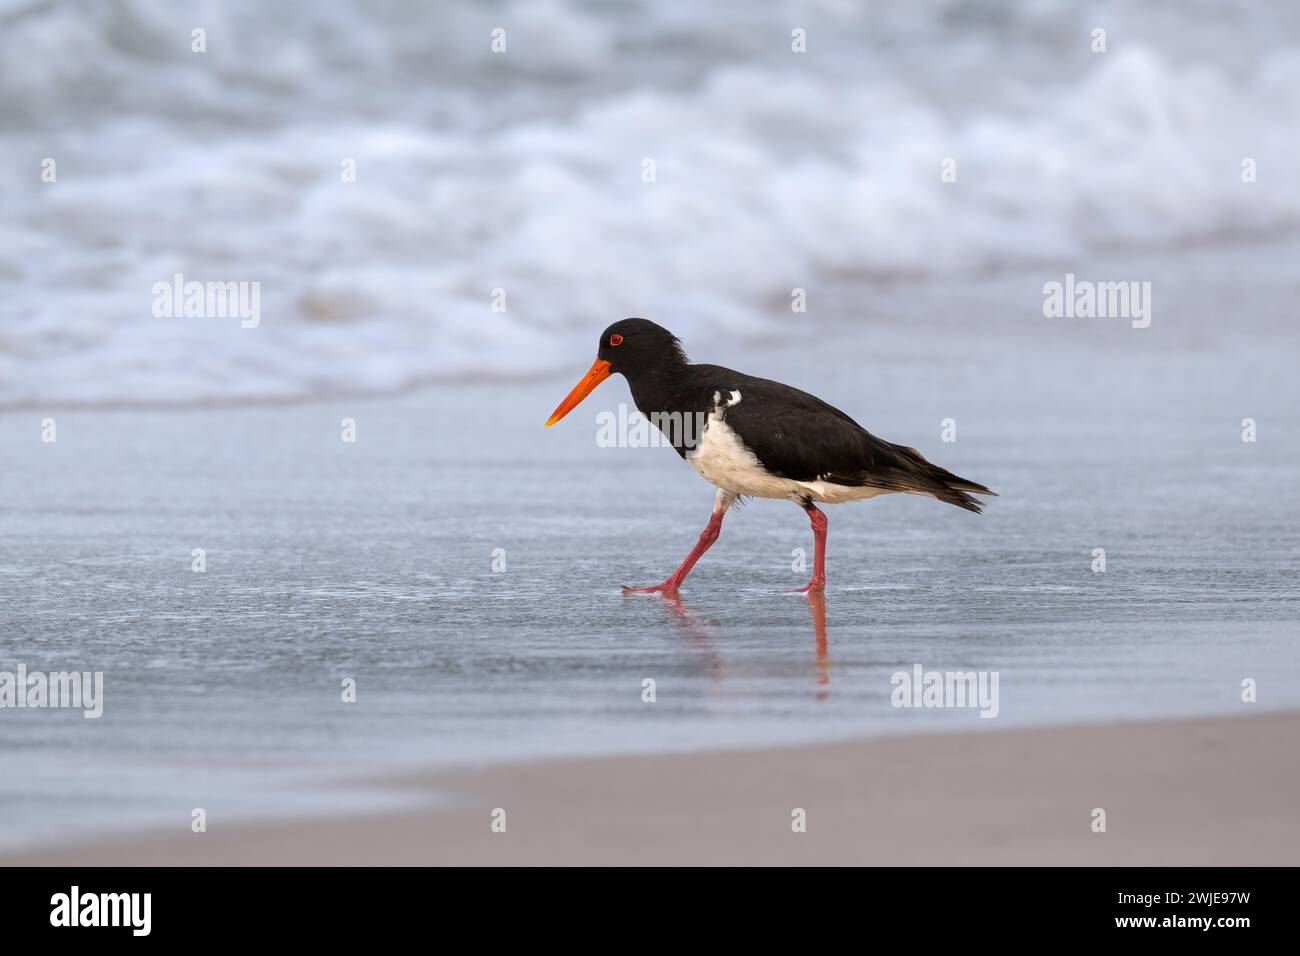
(686, 416, 890, 504)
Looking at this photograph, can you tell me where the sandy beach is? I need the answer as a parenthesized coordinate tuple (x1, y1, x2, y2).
(4, 325, 1299, 856)
(5, 711, 1295, 866)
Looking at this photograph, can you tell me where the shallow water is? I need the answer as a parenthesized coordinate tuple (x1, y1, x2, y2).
(3, 242, 1299, 850)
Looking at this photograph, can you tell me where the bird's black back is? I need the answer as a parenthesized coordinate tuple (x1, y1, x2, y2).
(626, 362, 995, 512)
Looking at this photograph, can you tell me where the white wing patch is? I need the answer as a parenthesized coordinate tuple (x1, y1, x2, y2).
(710, 389, 742, 413)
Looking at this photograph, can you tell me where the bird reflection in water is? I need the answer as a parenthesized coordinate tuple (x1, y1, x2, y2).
(806, 591, 830, 698)
(653, 592, 724, 680)
(637, 590, 830, 696)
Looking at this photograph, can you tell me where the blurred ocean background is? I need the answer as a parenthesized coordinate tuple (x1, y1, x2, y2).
(2, 0, 1299, 853)
(2, 0, 1300, 404)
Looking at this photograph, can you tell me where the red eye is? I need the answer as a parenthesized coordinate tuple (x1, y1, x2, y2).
(609, 333, 624, 347)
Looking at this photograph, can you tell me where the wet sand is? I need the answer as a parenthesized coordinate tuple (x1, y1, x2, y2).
(4, 246, 1298, 855)
(5, 711, 1295, 866)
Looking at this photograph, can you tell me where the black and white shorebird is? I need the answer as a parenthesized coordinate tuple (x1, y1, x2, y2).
(546, 318, 995, 594)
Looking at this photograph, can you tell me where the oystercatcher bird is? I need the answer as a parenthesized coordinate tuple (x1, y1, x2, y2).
(546, 318, 995, 594)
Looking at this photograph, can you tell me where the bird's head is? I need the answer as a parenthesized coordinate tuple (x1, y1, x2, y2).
(545, 318, 686, 426)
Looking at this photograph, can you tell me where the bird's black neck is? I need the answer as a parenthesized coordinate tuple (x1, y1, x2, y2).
(622, 360, 713, 458)
(623, 359, 692, 419)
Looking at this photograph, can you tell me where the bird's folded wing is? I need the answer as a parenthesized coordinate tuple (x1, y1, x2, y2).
(704, 377, 919, 488)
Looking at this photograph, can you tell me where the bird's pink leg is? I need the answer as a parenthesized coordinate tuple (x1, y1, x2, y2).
(624, 491, 735, 594)
(788, 503, 828, 594)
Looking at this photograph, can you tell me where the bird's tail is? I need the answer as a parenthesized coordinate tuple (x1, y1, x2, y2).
(892, 445, 997, 514)
(924, 464, 997, 513)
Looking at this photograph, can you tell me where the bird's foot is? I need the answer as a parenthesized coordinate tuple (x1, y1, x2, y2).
(785, 580, 825, 595)
(622, 581, 681, 595)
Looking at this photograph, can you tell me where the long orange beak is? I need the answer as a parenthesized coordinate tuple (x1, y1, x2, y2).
(545, 358, 611, 426)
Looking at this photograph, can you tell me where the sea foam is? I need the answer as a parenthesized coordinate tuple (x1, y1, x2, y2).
(2, 0, 1298, 406)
